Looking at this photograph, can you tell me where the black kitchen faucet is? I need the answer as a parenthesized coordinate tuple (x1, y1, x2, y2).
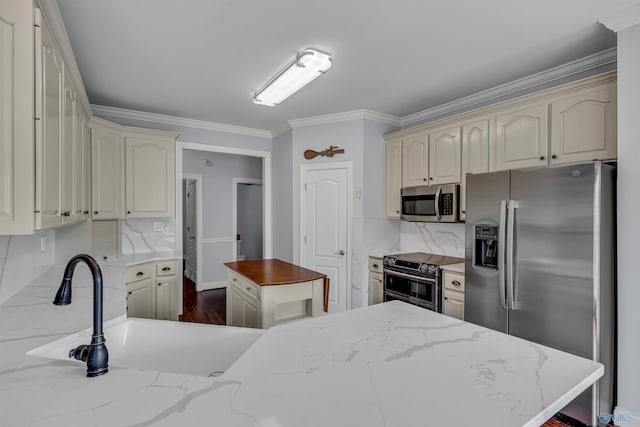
(53, 254, 109, 377)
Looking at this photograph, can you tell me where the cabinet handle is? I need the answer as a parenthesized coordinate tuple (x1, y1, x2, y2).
(539, 156, 545, 160)
(83, 211, 89, 215)
(158, 283, 162, 287)
(128, 291, 132, 295)
(423, 178, 427, 181)
(396, 210, 400, 214)
(461, 210, 466, 214)
(136, 272, 143, 277)
(452, 280, 461, 287)
(444, 296, 448, 300)
(61, 211, 70, 217)
(372, 264, 379, 269)
(162, 267, 171, 271)
(429, 177, 433, 181)
(94, 211, 98, 215)
(127, 210, 131, 214)
(551, 154, 557, 159)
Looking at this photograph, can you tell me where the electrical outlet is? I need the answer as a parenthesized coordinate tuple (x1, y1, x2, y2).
(153, 222, 164, 232)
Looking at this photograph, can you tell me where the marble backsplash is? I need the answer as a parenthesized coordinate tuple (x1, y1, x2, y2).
(0, 232, 55, 305)
(399, 221, 465, 258)
(121, 219, 177, 254)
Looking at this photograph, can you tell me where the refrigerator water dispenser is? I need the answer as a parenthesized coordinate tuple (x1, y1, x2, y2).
(474, 225, 498, 269)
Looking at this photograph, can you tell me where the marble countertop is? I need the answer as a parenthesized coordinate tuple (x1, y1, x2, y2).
(0, 259, 603, 426)
(441, 262, 465, 273)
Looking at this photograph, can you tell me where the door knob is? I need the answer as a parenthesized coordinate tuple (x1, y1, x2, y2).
(334, 250, 345, 256)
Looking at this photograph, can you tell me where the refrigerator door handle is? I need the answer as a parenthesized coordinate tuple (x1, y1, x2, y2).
(498, 200, 508, 309)
(435, 186, 442, 221)
(506, 200, 519, 310)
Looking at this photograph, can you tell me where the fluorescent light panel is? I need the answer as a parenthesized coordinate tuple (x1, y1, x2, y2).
(254, 48, 332, 107)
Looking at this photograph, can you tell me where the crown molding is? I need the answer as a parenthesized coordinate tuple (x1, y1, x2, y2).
(288, 109, 401, 129)
(35, 0, 92, 114)
(401, 47, 617, 128)
(599, 4, 640, 32)
(271, 125, 293, 139)
(91, 105, 272, 139)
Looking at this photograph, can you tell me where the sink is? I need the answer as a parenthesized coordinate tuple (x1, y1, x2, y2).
(27, 316, 263, 377)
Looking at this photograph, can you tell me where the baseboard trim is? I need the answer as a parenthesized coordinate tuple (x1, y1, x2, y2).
(197, 281, 227, 292)
(611, 407, 640, 426)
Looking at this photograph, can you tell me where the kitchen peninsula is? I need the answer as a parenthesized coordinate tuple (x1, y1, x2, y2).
(224, 259, 328, 329)
(0, 258, 604, 427)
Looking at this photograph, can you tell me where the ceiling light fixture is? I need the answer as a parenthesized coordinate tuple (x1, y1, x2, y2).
(253, 48, 332, 107)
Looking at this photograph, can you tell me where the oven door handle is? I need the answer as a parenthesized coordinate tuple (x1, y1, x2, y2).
(435, 186, 442, 221)
(383, 269, 436, 283)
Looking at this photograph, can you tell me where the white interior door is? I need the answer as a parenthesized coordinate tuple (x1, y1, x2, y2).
(302, 164, 350, 313)
(184, 180, 197, 282)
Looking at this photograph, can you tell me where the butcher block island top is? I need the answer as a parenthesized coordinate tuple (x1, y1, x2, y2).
(224, 258, 326, 286)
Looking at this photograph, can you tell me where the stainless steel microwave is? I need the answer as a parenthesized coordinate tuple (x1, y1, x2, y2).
(401, 184, 459, 222)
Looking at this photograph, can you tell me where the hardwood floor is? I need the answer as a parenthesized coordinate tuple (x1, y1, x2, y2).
(179, 276, 226, 325)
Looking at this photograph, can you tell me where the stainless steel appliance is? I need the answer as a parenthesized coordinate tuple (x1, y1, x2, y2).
(464, 161, 615, 427)
(383, 252, 464, 311)
(401, 184, 459, 222)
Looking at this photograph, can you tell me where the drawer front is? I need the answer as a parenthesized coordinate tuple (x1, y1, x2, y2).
(156, 260, 178, 277)
(443, 271, 465, 292)
(369, 257, 383, 273)
(242, 279, 261, 301)
(227, 270, 243, 291)
(126, 263, 153, 283)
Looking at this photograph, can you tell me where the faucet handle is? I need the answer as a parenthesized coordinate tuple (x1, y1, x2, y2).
(69, 344, 90, 362)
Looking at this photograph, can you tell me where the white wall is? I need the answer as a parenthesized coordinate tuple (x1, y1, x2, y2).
(615, 22, 640, 420)
(237, 184, 263, 260)
(183, 150, 262, 289)
(272, 129, 294, 261)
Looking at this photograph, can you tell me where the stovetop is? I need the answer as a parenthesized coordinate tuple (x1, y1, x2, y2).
(384, 252, 464, 266)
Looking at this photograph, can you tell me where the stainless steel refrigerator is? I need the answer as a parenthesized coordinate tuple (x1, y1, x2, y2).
(464, 161, 615, 427)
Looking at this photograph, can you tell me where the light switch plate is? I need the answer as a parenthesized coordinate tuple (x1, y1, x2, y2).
(153, 222, 164, 232)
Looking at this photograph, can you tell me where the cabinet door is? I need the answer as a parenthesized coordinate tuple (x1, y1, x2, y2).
(550, 84, 616, 165)
(369, 273, 383, 305)
(91, 127, 123, 219)
(243, 298, 261, 329)
(493, 103, 549, 171)
(428, 126, 461, 185)
(156, 276, 178, 321)
(127, 277, 155, 319)
(0, 2, 35, 234)
(229, 286, 244, 327)
(60, 69, 75, 224)
(385, 139, 402, 218)
(443, 290, 464, 320)
(73, 97, 84, 221)
(460, 119, 490, 220)
(36, 22, 63, 230)
(402, 133, 428, 188)
(82, 118, 91, 219)
(125, 136, 175, 218)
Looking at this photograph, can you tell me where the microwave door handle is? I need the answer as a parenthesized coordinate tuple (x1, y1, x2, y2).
(435, 186, 442, 221)
(498, 200, 508, 309)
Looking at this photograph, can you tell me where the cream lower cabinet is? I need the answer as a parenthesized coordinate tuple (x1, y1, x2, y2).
(226, 269, 325, 329)
(126, 260, 179, 321)
(442, 271, 465, 320)
(369, 256, 384, 305)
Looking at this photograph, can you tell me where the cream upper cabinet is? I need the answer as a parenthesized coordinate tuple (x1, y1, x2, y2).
(0, 1, 35, 234)
(125, 131, 176, 218)
(492, 103, 549, 171)
(35, 20, 63, 230)
(385, 138, 402, 218)
(73, 102, 90, 222)
(550, 83, 617, 165)
(91, 120, 124, 220)
(402, 133, 429, 187)
(428, 125, 461, 185)
(460, 119, 490, 220)
(60, 69, 75, 224)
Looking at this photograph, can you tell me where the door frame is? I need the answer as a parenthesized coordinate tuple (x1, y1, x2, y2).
(299, 161, 353, 311)
(232, 177, 263, 261)
(176, 141, 272, 313)
(182, 174, 203, 288)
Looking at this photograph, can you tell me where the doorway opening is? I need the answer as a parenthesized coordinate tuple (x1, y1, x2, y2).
(233, 178, 263, 261)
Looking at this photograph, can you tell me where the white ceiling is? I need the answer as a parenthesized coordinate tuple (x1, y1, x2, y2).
(56, 0, 638, 135)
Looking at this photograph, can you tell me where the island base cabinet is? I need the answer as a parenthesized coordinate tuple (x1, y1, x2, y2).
(228, 285, 244, 327)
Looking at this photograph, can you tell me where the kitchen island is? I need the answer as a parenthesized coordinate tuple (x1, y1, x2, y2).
(224, 259, 328, 328)
(0, 259, 603, 427)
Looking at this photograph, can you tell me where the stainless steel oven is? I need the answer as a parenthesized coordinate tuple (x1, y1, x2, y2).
(401, 184, 459, 222)
(383, 268, 440, 311)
